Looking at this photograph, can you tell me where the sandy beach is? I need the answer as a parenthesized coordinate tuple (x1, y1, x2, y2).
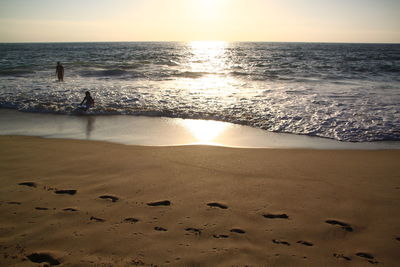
(0, 135, 399, 266)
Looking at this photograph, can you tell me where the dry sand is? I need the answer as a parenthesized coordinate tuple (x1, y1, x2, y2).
(0, 135, 399, 266)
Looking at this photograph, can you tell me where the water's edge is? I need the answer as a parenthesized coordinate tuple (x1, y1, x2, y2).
(1, 42, 399, 142)
(1, 109, 399, 150)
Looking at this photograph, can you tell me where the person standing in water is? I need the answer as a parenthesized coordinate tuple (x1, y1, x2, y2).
(80, 91, 94, 109)
(56, 62, 64, 82)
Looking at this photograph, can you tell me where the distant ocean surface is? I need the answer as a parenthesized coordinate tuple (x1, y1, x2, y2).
(0, 42, 399, 142)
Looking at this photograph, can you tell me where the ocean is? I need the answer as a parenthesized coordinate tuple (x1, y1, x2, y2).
(0, 42, 399, 142)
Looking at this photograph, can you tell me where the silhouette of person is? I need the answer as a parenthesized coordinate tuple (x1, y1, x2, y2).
(56, 62, 64, 82)
(80, 91, 94, 109)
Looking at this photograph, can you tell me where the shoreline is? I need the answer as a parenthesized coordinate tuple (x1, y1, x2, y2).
(1, 108, 399, 150)
(1, 136, 399, 266)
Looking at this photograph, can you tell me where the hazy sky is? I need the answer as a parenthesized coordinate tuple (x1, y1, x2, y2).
(0, 0, 399, 43)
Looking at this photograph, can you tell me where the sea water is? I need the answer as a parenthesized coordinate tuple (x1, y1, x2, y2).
(0, 42, 399, 142)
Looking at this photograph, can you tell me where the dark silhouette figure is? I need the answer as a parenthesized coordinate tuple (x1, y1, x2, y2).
(56, 62, 64, 82)
(80, 91, 94, 109)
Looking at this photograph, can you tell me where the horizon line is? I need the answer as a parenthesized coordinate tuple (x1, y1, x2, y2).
(1, 40, 399, 45)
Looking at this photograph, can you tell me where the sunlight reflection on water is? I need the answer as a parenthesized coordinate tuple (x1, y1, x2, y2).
(179, 119, 231, 145)
(185, 41, 235, 94)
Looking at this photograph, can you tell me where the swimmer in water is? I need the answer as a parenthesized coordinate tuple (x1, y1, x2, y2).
(80, 91, 94, 109)
(56, 62, 64, 82)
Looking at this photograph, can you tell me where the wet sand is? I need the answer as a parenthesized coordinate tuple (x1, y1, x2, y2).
(0, 136, 399, 266)
(2, 108, 399, 149)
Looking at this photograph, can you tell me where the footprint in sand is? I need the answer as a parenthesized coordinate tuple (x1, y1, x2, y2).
(99, 195, 119, 202)
(272, 239, 290, 246)
(63, 208, 78, 212)
(333, 253, 351, 261)
(325, 219, 353, 232)
(297, 240, 314, 246)
(124, 218, 140, 223)
(35, 207, 48, 210)
(230, 228, 246, 234)
(55, 190, 77, 195)
(90, 216, 105, 222)
(7, 201, 21, 205)
(154, 227, 167, 231)
(263, 213, 289, 219)
(207, 202, 228, 209)
(185, 228, 202, 235)
(213, 234, 229, 239)
(356, 252, 379, 264)
(26, 252, 61, 265)
(18, 182, 37, 188)
(147, 200, 171, 206)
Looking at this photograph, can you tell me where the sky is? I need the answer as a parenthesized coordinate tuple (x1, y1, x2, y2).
(0, 0, 399, 43)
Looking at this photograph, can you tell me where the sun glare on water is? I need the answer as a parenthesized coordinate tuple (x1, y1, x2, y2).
(182, 40, 238, 95)
(181, 119, 230, 144)
(189, 40, 227, 71)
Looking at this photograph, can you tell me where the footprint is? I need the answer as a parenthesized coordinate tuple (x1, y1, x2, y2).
(355, 252, 374, 259)
(325, 219, 353, 232)
(185, 228, 202, 235)
(263, 213, 289, 219)
(272, 239, 290, 246)
(207, 202, 228, 209)
(7, 201, 21, 205)
(26, 252, 61, 265)
(213, 234, 229, 239)
(356, 253, 378, 264)
(63, 208, 78, 212)
(154, 227, 167, 231)
(55, 190, 77, 195)
(124, 218, 140, 223)
(147, 200, 171, 206)
(90, 216, 105, 222)
(18, 182, 37, 188)
(99, 195, 119, 202)
(230, 228, 246, 234)
(35, 207, 48, 210)
(297, 240, 313, 246)
(333, 253, 351, 261)
(132, 259, 146, 265)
